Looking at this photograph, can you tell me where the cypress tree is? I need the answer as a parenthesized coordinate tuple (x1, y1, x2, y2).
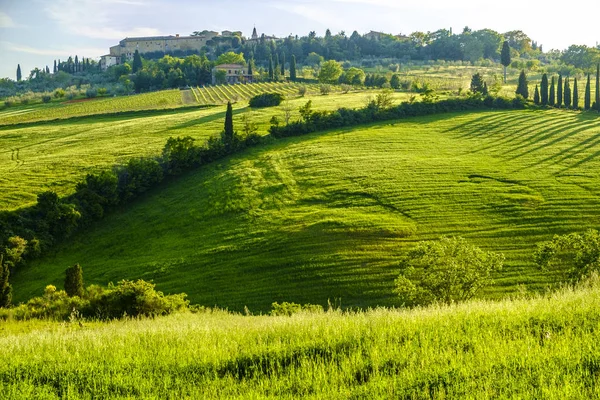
(482, 82, 488, 96)
(540, 73, 549, 105)
(132, 50, 143, 73)
(585, 74, 591, 110)
(596, 64, 600, 111)
(500, 41, 511, 83)
(563, 77, 571, 108)
(573, 78, 579, 109)
(16, 64, 21, 82)
(281, 53, 285, 77)
(64, 264, 84, 297)
(75, 55, 79, 72)
(549, 76, 555, 106)
(290, 55, 297, 81)
(515, 70, 529, 99)
(268, 56, 274, 80)
(274, 54, 280, 80)
(557, 74, 563, 107)
(248, 59, 253, 77)
(534, 85, 540, 105)
(0, 256, 12, 308)
(53, 60, 57, 74)
(223, 101, 234, 152)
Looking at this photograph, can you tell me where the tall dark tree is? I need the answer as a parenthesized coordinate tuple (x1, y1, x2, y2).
(563, 77, 571, 108)
(573, 77, 579, 109)
(0, 256, 12, 308)
(549, 76, 556, 106)
(557, 74, 563, 107)
(482, 82, 488, 96)
(64, 264, 84, 297)
(268, 56, 274, 80)
(500, 41, 511, 83)
(274, 54, 280, 80)
(290, 55, 297, 81)
(223, 101, 235, 152)
(16, 64, 21, 82)
(540, 73, 549, 105)
(534, 85, 540, 105)
(515, 70, 529, 99)
(585, 74, 591, 110)
(280, 53, 285, 77)
(132, 49, 143, 73)
(53, 60, 58, 74)
(248, 59, 253, 77)
(596, 64, 600, 111)
(75, 55, 79, 72)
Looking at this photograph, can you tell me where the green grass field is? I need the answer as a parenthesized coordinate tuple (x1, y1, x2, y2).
(2, 282, 600, 399)
(0, 90, 412, 210)
(10, 107, 600, 311)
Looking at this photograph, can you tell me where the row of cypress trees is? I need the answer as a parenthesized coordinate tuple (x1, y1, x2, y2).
(533, 64, 600, 110)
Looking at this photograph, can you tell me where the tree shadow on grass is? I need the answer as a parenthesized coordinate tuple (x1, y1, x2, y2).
(166, 106, 249, 131)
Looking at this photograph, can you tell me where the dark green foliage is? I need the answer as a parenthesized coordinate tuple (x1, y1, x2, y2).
(280, 53, 285, 77)
(268, 56, 274, 80)
(540, 74, 549, 105)
(390, 74, 400, 89)
(64, 264, 84, 297)
(74, 171, 119, 222)
(470, 73, 485, 94)
(395, 236, 504, 306)
(249, 93, 284, 108)
(162, 136, 199, 175)
(557, 74, 563, 107)
(573, 78, 579, 109)
(274, 54, 280, 80)
(36, 191, 81, 240)
(132, 50, 143, 73)
(549, 76, 555, 106)
(564, 78, 571, 109)
(0, 257, 12, 308)
(16, 64, 21, 82)
(515, 70, 529, 99)
(585, 74, 591, 110)
(534, 85, 540, 105)
(482, 82, 488, 96)
(117, 158, 164, 201)
(290, 55, 297, 81)
(53, 60, 57, 74)
(248, 59, 253, 76)
(596, 64, 600, 111)
(223, 101, 235, 152)
(270, 302, 323, 316)
(535, 229, 600, 281)
(500, 41, 511, 82)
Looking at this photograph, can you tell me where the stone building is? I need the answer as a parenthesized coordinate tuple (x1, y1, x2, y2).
(212, 64, 253, 85)
(108, 33, 218, 60)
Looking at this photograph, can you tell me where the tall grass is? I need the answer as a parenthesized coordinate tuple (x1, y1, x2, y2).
(2, 281, 600, 398)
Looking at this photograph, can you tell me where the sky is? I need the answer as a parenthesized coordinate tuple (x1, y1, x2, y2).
(1, 0, 598, 80)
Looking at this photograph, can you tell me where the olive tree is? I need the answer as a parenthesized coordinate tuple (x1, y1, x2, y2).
(395, 236, 504, 306)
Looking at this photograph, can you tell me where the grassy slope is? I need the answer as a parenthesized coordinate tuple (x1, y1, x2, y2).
(0, 90, 412, 210)
(2, 283, 600, 399)
(11, 109, 600, 310)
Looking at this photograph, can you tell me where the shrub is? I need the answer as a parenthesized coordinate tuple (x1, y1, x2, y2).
(341, 84, 352, 94)
(270, 302, 323, 316)
(320, 84, 332, 95)
(249, 93, 284, 108)
(86, 88, 98, 98)
(64, 264, 84, 297)
(42, 95, 52, 103)
(395, 236, 504, 306)
(54, 89, 65, 98)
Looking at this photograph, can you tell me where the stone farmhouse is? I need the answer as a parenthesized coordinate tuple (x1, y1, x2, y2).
(212, 64, 253, 85)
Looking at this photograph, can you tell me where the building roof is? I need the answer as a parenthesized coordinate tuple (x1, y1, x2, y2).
(121, 35, 205, 42)
(215, 64, 246, 69)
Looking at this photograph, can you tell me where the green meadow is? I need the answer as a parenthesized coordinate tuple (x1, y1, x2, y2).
(9, 104, 600, 310)
(2, 281, 600, 399)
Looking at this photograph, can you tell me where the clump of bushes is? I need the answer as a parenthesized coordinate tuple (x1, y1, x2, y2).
(249, 93, 284, 108)
(270, 302, 324, 316)
(3, 279, 189, 321)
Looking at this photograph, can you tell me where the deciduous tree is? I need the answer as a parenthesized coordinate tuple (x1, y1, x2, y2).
(318, 60, 343, 84)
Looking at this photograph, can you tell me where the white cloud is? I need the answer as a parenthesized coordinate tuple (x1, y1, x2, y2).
(0, 12, 16, 28)
(2, 41, 107, 58)
(45, 0, 163, 40)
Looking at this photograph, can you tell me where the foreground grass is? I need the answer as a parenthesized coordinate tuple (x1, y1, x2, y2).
(2, 283, 600, 399)
(12, 108, 600, 309)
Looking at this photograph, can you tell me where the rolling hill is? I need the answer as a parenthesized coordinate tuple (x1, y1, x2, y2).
(10, 108, 600, 310)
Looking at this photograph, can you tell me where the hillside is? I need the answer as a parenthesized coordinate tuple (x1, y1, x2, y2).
(2, 282, 600, 398)
(11, 108, 600, 310)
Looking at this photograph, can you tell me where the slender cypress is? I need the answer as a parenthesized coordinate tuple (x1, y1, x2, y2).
(540, 73, 549, 105)
(500, 41, 511, 83)
(248, 59, 253, 77)
(0, 256, 12, 308)
(53, 60, 57, 74)
(557, 74, 563, 107)
(585, 74, 591, 110)
(549, 76, 555, 106)
(16, 64, 21, 81)
(274, 54, 280, 80)
(516, 70, 529, 99)
(534, 85, 540, 104)
(132, 50, 143, 73)
(290, 55, 297, 81)
(268, 56, 274, 80)
(573, 78, 579, 109)
(563, 77, 571, 108)
(596, 64, 600, 111)
(281, 53, 285, 77)
(223, 101, 234, 152)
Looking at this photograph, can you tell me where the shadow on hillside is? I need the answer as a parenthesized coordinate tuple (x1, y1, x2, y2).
(166, 107, 249, 132)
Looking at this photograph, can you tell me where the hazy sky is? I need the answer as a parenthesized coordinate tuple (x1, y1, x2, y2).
(1, 0, 598, 80)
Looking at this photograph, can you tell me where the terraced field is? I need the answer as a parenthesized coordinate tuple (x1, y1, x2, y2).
(0, 90, 411, 210)
(189, 82, 333, 105)
(11, 108, 600, 310)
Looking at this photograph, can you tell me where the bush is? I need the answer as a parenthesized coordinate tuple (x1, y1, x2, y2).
(298, 85, 307, 97)
(42, 95, 52, 103)
(249, 93, 284, 108)
(320, 84, 332, 95)
(54, 89, 65, 98)
(270, 302, 324, 316)
(86, 88, 98, 98)
(340, 84, 352, 94)
(395, 236, 504, 306)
